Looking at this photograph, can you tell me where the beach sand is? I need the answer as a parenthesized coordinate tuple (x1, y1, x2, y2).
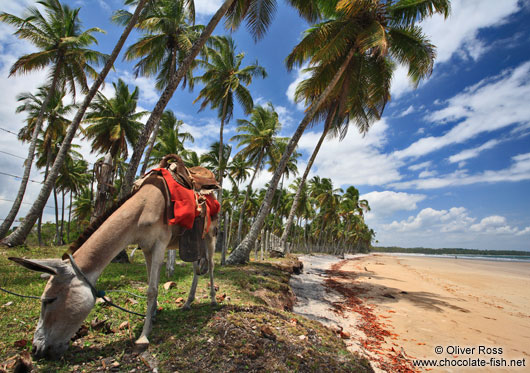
(342, 255, 530, 371)
(292, 254, 530, 372)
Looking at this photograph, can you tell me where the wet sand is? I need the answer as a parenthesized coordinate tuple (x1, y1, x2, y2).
(292, 254, 530, 372)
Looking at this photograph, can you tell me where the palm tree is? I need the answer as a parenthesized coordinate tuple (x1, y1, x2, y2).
(85, 79, 146, 162)
(201, 142, 232, 178)
(231, 103, 282, 245)
(84, 79, 146, 219)
(0, 0, 106, 239)
(145, 111, 194, 170)
(113, 0, 201, 175)
(15, 86, 76, 245)
(280, 47, 394, 252)
(228, 0, 450, 264)
(55, 158, 90, 242)
(2, 0, 150, 247)
(119, 0, 322, 199)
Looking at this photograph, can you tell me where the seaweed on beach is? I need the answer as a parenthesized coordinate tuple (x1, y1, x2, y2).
(325, 260, 419, 373)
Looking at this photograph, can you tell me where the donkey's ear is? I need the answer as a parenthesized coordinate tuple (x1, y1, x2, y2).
(8, 257, 66, 276)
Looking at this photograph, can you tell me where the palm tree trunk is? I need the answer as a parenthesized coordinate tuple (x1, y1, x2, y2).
(281, 126, 329, 253)
(67, 191, 72, 242)
(236, 149, 265, 245)
(226, 48, 357, 264)
(0, 60, 62, 239)
(60, 189, 65, 245)
(221, 210, 229, 265)
(120, 0, 236, 199)
(139, 119, 161, 175)
(53, 185, 59, 246)
(1, 0, 148, 247)
(215, 102, 228, 253)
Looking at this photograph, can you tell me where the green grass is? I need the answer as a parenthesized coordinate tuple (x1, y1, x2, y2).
(0, 246, 372, 372)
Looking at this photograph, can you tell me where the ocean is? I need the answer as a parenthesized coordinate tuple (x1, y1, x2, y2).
(384, 252, 530, 263)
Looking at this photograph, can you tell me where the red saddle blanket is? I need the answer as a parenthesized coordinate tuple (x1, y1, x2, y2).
(153, 168, 220, 231)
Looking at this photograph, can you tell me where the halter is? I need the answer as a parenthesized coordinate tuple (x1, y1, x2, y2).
(67, 254, 145, 317)
(1, 256, 145, 318)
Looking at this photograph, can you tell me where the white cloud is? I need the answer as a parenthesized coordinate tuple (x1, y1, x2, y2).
(286, 65, 311, 111)
(391, 152, 530, 190)
(118, 71, 160, 104)
(297, 119, 403, 187)
(470, 215, 517, 234)
(194, 0, 223, 16)
(391, 0, 521, 98)
(421, 0, 520, 64)
(408, 161, 431, 171)
(396, 104, 415, 118)
(418, 170, 437, 178)
(394, 61, 530, 160)
(361, 191, 426, 221)
(376, 207, 530, 249)
(448, 139, 500, 164)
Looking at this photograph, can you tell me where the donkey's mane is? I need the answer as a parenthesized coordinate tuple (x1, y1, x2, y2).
(64, 192, 132, 258)
(64, 155, 181, 259)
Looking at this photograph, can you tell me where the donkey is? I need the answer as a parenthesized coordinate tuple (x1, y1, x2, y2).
(9, 175, 218, 360)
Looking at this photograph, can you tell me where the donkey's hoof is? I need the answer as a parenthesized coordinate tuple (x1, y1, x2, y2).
(210, 300, 218, 307)
(133, 336, 149, 353)
(182, 302, 191, 310)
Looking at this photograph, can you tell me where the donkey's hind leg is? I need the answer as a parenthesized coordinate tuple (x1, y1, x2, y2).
(136, 240, 166, 349)
(183, 262, 199, 310)
(207, 237, 217, 306)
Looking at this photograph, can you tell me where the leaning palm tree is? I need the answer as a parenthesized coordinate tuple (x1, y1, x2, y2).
(231, 103, 282, 244)
(2, 0, 150, 247)
(228, 0, 450, 264)
(280, 50, 394, 252)
(119, 0, 322, 199)
(0, 0, 106, 239)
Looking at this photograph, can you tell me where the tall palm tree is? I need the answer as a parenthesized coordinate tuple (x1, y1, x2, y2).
(228, 0, 450, 264)
(113, 0, 201, 175)
(2, 0, 150, 247)
(84, 79, 146, 220)
(231, 103, 282, 244)
(0, 0, 106, 239)
(119, 0, 322, 199)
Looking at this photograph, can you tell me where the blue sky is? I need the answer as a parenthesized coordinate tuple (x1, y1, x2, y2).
(0, 0, 529, 250)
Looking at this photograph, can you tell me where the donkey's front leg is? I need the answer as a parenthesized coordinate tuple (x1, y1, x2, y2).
(135, 243, 165, 348)
(183, 262, 199, 310)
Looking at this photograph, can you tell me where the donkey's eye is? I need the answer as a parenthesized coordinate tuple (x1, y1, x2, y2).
(42, 297, 57, 306)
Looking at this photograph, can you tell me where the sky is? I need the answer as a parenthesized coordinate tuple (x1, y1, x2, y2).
(0, 0, 529, 250)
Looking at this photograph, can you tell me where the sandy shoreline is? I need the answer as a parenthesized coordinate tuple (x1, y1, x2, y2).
(291, 254, 530, 372)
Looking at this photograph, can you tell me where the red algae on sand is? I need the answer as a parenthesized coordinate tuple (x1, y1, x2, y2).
(325, 260, 418, 373)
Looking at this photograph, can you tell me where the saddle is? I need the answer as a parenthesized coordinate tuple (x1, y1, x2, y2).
(133, 154, 220, 263)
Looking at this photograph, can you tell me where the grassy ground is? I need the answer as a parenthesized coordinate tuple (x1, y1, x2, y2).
(0, 246, 372, 372)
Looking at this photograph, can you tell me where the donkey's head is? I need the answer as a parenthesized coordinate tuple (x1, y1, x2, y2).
(9, 257, 95, 360)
